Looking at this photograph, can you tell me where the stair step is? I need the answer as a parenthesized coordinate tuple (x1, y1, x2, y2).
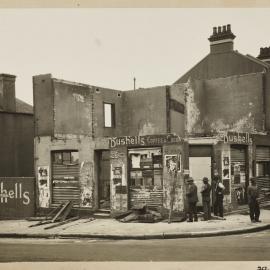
(97, 209, 110, 213)
(93, 212, 111, 219)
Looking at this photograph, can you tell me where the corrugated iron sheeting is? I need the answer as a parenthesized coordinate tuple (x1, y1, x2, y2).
(52, 164, 80, 206)
(130, 189, 163, 208)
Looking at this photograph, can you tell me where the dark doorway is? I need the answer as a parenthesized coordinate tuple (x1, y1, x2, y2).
(97, 150, 111, 209)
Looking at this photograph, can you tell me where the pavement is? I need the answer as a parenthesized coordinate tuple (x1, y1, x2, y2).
(0, 209, 270, 240)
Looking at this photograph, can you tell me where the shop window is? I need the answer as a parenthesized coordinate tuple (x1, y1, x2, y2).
(71, 152, 79, 164)
(129, 148, 163, 188)
(52, 151, 79, 165)
(256, 162, 270, 177)
(104, 103, 115, 128)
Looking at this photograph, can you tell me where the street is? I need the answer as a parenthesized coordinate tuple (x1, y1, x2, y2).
(0, 230, 269, 262)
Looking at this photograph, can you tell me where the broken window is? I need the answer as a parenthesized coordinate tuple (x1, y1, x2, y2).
(52, 151, 79, 165)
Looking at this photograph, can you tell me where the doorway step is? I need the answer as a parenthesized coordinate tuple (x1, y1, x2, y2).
(93, 209, 111, 219)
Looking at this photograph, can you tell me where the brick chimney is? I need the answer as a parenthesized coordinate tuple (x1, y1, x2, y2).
(208, 24, 236, 54)
(257, 47, 270, 65)
(0, 74, 16, 112)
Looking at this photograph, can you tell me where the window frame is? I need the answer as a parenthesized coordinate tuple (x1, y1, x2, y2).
(256, 161, 270, 177)
(103, 102, 115, 128)
(52, 150, 79, 165)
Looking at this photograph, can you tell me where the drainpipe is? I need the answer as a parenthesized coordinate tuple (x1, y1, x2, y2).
(262, 69, 267, 131)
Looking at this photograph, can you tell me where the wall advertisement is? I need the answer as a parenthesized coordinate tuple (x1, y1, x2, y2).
(37, 166, 50, 208)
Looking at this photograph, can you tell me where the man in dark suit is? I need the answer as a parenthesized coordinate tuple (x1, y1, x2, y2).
(214, 176, 225, 218)
(201, 177, 212, 221)
(247, 177, 261, 223)
(186, 177, 198, 222)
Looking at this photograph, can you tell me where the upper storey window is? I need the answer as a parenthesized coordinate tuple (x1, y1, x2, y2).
(104, 103, 115, 128)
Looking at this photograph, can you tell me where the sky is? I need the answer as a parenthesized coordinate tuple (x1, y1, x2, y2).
(0, 8, 269, 105)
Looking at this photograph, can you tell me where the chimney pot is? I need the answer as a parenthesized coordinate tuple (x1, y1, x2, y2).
(257, 46, 270, 64)
(209, 24, 236, 54)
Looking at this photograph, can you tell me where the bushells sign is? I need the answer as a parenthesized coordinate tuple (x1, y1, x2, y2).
(109, 134, 184, 148)
(0, 177, 35, 218)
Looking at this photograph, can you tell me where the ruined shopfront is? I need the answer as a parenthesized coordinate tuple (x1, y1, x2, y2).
(109, 134, 186, 214)
(188, 132, 253, 211)
(215, 131, 253, 209)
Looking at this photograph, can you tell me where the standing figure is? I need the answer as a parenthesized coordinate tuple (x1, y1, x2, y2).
(214, 176, 225, 218)
(201, 177, 212, 221)
(186, 177, 198, 222)
(247, 178, 261, 223)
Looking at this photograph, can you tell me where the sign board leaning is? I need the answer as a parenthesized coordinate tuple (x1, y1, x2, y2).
(0, 177, 35, 218)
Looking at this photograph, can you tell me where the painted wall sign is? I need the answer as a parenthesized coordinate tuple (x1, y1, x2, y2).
(37, 166, 50, 208)
(0, 177, 35, 218)
(109, 134, 184, 148)
(218, 132, 253, 145)
(110, 150, 125, 159)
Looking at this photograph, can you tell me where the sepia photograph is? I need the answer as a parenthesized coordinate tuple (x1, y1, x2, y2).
(0, 1, 270, 270)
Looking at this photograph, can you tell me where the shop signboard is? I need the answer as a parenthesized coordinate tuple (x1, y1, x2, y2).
(218, 131, 253, 145)
(0, 177, 35, 218)
(109, 134, 184, 148)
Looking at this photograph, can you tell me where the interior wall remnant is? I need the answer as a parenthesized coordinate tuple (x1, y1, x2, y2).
(185, 79, 201, 134)
(80, 161, 94, 208)
(110, 147, 128, 213)
(163, 144, 184, 212)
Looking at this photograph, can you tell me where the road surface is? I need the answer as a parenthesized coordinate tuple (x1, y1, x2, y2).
(0, 230, 269, 262)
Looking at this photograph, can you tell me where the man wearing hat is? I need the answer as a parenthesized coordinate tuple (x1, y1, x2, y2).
(201, 177, 212, 221)
(186, 177, 198, 222)
(247, 177, 261, 223)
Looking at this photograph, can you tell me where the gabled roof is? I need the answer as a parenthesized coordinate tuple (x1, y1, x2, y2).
(173, 54, 210, 84)
(241, 53, 270, 69)
(173, 50, 270, 84)
(16, 98, 33, 114)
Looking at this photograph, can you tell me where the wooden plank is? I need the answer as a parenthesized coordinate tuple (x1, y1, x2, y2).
(45, 203, 64, 219)
(44, 216, 80, 230)
(29, 220, 52, 227)
(26, 217, 49, 221)
(59, 201, 73, 222)
(51, 201, 71, 222)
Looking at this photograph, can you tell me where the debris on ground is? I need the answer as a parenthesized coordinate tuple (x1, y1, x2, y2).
(116, 205, 163, 223)
(28, 201, 79, 229)
(83, 217, 95, 223)
(44, 216, 80, 230)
